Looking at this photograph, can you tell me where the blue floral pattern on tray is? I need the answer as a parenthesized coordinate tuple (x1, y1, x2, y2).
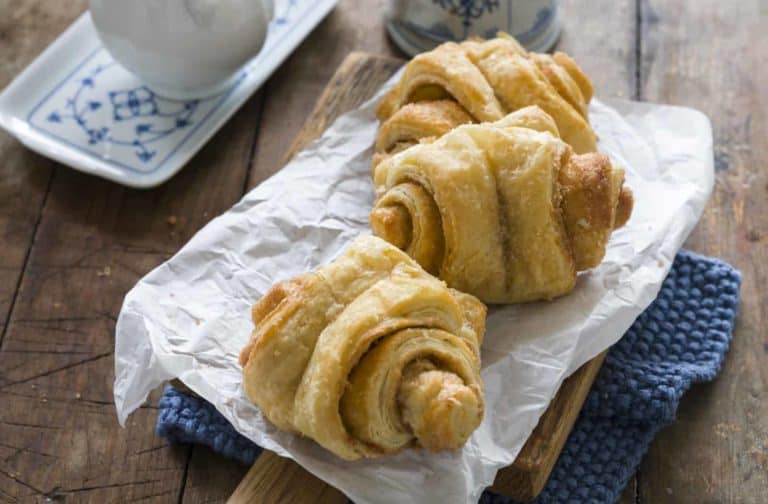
(27, 48, 239, 174)
(24, 0, 311, 176)
(41, 60, 205, 165)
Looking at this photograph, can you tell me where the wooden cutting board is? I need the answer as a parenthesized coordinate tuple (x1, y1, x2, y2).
(227, 52, 608, 504)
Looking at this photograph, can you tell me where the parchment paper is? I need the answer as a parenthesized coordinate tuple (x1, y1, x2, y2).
(114, 71, 714, 503)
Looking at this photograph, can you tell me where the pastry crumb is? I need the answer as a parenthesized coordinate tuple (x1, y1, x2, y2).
(713, 422, 742, 438)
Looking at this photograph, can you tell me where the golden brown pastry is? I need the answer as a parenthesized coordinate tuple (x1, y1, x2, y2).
(375, 33, 596, 166)
(373, 100, 474, 168)
(240, 236, 486, 460)
(371, 107, 633, 304)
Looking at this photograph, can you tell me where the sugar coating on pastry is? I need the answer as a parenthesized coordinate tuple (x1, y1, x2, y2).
(371, 106, 633, 303)
(240, 236, 486, 460)
(374, 33, 598, 168)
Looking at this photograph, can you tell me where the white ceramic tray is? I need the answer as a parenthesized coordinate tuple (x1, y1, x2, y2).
(0, 0, 337, 188)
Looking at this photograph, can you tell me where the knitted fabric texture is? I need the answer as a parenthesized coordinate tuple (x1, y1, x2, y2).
(156, 250, 741, 503)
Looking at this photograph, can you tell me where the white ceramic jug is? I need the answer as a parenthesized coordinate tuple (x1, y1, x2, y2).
(90, 0, 274, 99)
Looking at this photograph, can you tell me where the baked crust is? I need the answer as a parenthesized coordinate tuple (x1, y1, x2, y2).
(240, 236, 486, 460)
(371, 107, 633, 303)
(375, 33, 598, 168)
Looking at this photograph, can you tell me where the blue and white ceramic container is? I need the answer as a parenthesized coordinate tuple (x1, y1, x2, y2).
(386, 0, 561, 56)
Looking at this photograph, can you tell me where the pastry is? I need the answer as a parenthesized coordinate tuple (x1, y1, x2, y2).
(375, 33, 596, 166)
(371, 106, 633, 303)
(373, 99, 474, 168)
(240, 236, 486, 460)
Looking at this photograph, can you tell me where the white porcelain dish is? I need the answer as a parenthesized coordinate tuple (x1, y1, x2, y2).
(0, 0, 337, 188)
(90, 0, 275, 99)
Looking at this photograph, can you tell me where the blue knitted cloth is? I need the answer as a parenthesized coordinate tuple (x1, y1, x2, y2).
(157, 250, 741, 503)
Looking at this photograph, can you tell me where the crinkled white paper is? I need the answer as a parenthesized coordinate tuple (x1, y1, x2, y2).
(114, 71, 713, 503)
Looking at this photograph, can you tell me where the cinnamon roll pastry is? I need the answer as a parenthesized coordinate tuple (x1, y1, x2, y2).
(371, 107, 633, 304)
(372, 100, 474, 168)
(239, 236, 486, 460)
(375, 34, 596, 166)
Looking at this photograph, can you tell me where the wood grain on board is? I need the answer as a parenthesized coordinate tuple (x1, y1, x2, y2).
(489, 353, 608, 500)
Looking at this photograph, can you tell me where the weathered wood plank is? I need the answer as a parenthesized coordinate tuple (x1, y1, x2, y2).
(181, 446, 249, 504)
(246, 0, 397, 189)
(0, 80, 265, 504)
(638, 0, 768, 502)
(228, 451, 346, 504)
(558, 0, 637, 99)
(282, 52, 402, 162)
(0, 0, 86, 344)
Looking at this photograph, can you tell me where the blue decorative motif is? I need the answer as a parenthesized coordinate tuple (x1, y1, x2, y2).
(432, 0, 500, 37)
(389, 1, 560, 55)
(501, 6, 552, 44)
(24, 0, 318, 176)
(109, 87, 158, 119)
(42, 62, 200, 164)
(275, 0, 298, 25)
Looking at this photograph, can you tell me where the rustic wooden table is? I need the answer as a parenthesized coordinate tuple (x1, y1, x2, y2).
(0, 1, 765, 502)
